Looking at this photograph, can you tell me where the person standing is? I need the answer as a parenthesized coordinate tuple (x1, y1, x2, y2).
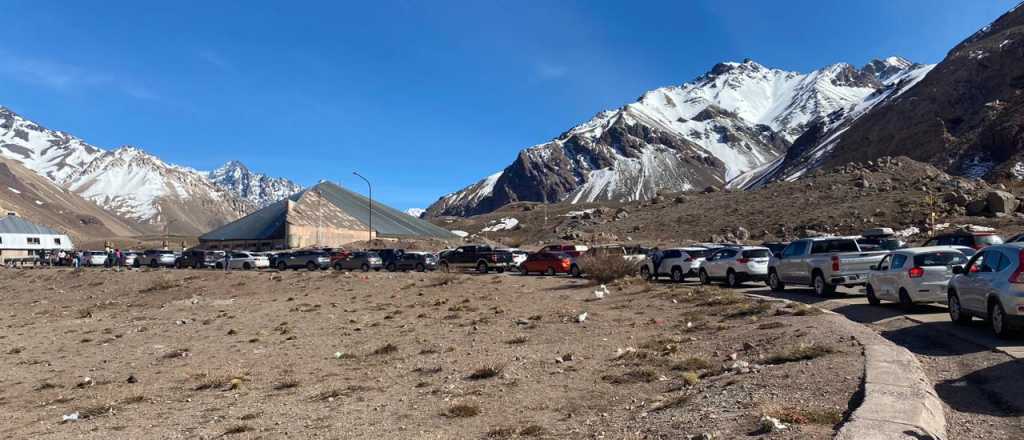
(224, 252, 231, 272)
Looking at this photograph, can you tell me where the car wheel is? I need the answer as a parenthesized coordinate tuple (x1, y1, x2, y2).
(671, 268, 684, 283)
(440, 262, 450, 273)
(640, 266, 651, 280)
(386, 263, 396, 272)
(768, 271, 785, 292)
(334, 262, 343, 271)
(812, 272, 833, 297)
(698, 269, 710, 285)
(149, 260, 158, 268)
(277, 262, 287, 271)
(412, 263, 424, 272)
(898, 289, 914, 311)
(477, 262, 489, 274)
(990, 301, 1014, 338)
(865, 284, 881, 306)
(361, 263, 370, 272)
(243, 262, 252, 270)
(726, 270, 738, 288)
(543, 267, 555, 276)
(306, 261, 317, 271)
(215, 262, 223, 269)
(948, 291, 971, 324)
(570, 265, 581, 278)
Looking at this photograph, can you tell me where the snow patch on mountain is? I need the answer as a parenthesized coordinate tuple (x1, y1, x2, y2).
(405, 208, 426, 218)
(0, 107, 102, 183)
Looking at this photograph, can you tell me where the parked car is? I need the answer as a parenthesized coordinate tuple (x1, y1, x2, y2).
(394, 252, 439, 272)
(123, 251, 140, 268)
(768, 237, 888, 296)
(83, 251, 108, 267)
(866, 246, 968, 309)
(176, 249, 224, 269)
(923, 231, 1003, 250)
(700, 246, 772, 287)
(325, 248, 353, 267)
(333, 251, 383, 271)
(948, 243, 1024, 337)
(521, 252, 579, 276)
(587, 245, 647, 264)
(369, 248, 406, 271)
(141, 249, 177, 268)
(438, 245, 515, 273)
(276, 250, 331, 271)
(539, 244, 589, 258)
(640, 247, 709, 282)
(268, 252, 291, 268)
(225, 251, 270, 270)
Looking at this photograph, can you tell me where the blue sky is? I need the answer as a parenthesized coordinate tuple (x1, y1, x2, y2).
(0, 0, 1015, 210)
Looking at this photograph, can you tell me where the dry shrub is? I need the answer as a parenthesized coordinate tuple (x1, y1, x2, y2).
(519, 424, 546, 437)
(672, 357, 713, 371)
(141, 275, 178, 292)
(764, 405, 843, 425)
(444, 403, 480, 418)
(680, 371, 701, 386)
(602, 368, 659, 384)
(506, 335, 529, 345)
(765, 343, 835, 365)
(371, 343, 398, 356)
(222, 424, 254, 435)
(426, 272, 460, 288)
(466, 365, 504, 380)
(757, 321, 788, 330)
(577, 254, 640, 284)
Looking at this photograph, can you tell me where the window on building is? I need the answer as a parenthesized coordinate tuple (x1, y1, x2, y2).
(27, 237, 41, 245)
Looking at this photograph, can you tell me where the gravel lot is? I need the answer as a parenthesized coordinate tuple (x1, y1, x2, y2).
(0, 268, 864, 439)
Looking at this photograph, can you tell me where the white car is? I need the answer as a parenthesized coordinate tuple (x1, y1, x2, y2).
(866, 246, 968, 308)
(225, 251, 270, 270)
(699, 246, 772, 288)
(83, 251, 108, 267)
(640, 247, 710, 282)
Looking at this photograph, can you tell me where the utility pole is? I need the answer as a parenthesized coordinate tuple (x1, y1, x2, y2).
(352, 171, 372, 244)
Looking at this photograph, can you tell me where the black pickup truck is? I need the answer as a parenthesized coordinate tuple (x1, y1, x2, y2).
(438, 245, 514, 274)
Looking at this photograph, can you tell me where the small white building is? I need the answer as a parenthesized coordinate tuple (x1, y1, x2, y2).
(0, 213, 73, 263)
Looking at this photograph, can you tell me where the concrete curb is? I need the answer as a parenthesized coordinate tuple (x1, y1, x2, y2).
(743, 294, 947, 440)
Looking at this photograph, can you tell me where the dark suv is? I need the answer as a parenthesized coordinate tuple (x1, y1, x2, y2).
(276, 250, 331, 271)
(394, 252, 438, 272)
(923, 231, 1003, 250)
(177, 249, 225, 269)
(369, 248, 406, 272)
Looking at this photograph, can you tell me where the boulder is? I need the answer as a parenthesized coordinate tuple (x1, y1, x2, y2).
(735, 227, 750, 242)
(986, 190, 1019, 215)
(965, 199, 988, 216)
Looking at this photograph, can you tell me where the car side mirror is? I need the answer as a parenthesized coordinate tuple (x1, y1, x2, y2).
(870, 264, 879, 271)
(952, 265, 965, 275)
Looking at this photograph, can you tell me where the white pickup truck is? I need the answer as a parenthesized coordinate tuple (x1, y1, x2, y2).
(768, 237, 888, 296)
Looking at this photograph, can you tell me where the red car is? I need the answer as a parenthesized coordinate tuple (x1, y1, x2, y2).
(539, 244, 589, 258)
(521, 252, 580, 277)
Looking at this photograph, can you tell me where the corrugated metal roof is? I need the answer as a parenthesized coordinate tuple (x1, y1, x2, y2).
(198, 198, 289, 241)
(0, 215, 62, 235)
(313, 182, 456, 240)
(199, 181, 456, 242)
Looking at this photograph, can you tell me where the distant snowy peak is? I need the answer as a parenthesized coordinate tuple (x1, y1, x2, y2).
(405, 208, 426, 218)
(207, 160, 302, 208)
(0, 106, 103, 183)
(426, 57, 917, 217)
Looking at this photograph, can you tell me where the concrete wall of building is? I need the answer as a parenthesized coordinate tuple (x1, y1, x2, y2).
(0, 249, 31, 263)
(286, 224, 374, 248)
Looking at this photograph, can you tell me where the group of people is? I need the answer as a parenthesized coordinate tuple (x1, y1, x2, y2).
(70, 248, 129, 270)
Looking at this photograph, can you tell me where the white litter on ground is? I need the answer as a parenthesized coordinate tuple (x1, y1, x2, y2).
(593, 284, 609, 299)
(562, 209, 596, 217)
(450, 230, 469, 238)
(62, 412, 80, 423)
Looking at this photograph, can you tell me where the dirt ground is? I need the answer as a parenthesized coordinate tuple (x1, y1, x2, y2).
(0, 267, 864, 439)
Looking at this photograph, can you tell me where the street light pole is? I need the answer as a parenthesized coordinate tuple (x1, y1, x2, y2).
(352, 171, 372, 244)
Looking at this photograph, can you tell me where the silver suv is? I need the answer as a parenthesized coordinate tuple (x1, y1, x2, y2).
(948, 243, 1024, 338)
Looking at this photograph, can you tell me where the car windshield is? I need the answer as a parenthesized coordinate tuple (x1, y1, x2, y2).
(810, 239, 860, 254)
(914, 252, 968, 267)
(742, 249, 771, 258)
(976, 235, 1004, 246)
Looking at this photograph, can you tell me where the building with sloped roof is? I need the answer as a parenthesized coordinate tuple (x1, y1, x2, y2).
(0, 212, 73, 262)
(198, 181, 457, 250)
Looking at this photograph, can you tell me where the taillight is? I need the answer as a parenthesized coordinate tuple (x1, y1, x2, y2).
(831, 255, 840, 272)
(737, 258, 749, 264)
(908, 267, 924, 278)
(491, 254, 498, 262)
(1008, 250, 1024, 284)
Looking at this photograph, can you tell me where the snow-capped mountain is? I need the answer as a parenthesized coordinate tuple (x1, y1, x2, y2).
(0, 107, 102, 183)
(405, 208, 426, 218)
(64, 147, 254, 233)
(0, 106, 297, 234)
(426, 58, 917, 217)
(206, 160, 302, 208)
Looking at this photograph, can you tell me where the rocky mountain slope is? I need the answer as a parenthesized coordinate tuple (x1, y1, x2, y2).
(0, 106, 295, 235)
(745, 2, 1024, 187)
(427, 58, 918, 217)
(0, 155, 146, 240)
(205, 160, 302, 208)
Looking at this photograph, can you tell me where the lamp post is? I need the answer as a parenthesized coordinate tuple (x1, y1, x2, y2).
(352, 171, 372, 244)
